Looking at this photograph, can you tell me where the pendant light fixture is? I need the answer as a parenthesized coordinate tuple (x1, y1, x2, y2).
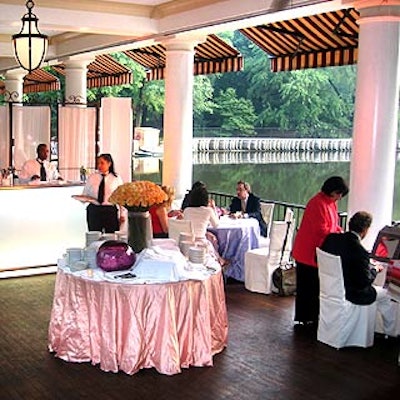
(12, 1, 48, 73)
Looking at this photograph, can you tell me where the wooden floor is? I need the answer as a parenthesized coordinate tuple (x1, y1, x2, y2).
(1, 274, 399, 400)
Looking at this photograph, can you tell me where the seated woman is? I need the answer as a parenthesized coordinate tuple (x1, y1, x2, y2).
(149, 185, 175, 238)
(183, 186, 228, 266)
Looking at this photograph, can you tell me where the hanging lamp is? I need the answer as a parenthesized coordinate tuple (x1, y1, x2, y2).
(12, 1, 48, 73)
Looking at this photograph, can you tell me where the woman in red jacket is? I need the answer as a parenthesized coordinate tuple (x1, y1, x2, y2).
(292, 176, 349, 327)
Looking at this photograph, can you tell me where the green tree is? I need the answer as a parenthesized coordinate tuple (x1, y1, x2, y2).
(211, 87, 257, 136)
(193, 75, 215, 129)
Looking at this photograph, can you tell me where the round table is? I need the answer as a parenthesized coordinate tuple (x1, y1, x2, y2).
(48, 266, 228, 375)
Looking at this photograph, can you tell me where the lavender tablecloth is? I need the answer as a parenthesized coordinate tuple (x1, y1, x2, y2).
(208, 216, 260, 281)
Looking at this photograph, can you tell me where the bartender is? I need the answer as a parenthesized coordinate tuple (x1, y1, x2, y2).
(19, 143, 62, 183)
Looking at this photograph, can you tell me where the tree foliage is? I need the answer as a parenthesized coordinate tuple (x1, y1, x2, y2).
(20, 30, 359, 138)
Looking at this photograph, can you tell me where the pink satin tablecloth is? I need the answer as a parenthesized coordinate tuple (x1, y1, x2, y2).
(48, 269, 228, 375)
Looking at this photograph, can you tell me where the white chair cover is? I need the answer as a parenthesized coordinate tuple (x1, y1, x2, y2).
(284, 207, 294, 223)
(244, 220, 294, 294)
(316, 248, 377, 349)
(260, 203, 275, 238)
(168, 219, 193, 244)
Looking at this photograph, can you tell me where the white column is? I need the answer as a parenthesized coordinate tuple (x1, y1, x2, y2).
(4, 69, 27, 169)
(348, 2, 400, 250)
(63, 57, 93, 105)
(162, 35, 206, 200)
(4, 69, 26, 103)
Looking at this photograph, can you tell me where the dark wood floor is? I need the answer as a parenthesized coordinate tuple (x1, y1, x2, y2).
(1, 274, 399, 400)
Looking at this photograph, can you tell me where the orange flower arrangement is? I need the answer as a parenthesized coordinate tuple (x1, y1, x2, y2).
(109, 180, 167, 212)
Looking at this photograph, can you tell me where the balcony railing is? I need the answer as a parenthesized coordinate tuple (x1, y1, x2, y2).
(208, 190, 348, 231)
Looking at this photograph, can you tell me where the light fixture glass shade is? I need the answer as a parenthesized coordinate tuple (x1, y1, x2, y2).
(12, 1, 48, 73)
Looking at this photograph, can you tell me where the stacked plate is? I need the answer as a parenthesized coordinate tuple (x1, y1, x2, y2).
(66, 247, 83, 266)
(86, 231, 102, 247)
(180, 240, 194, 257)
(83, 247, 98, 268)
(188, 246, 206, 264)
(115, 230, 128, 243)
(101, 233, 117, 241)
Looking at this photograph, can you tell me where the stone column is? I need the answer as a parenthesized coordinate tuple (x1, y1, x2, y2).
(162, 34, 207, 202)
(3, 69, 27, 168)
(348, 1, 400, 249)
(4, 69, 26, 103)
(63, 57, 94, 105)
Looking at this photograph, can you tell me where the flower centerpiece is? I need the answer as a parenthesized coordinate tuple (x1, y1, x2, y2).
(109, 181, 167, 252)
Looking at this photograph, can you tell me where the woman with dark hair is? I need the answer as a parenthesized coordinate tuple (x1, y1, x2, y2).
(183, 186, 228, 266)
(181, 180, 207, 210)
(183, 186, 219, 237)
(292, 176, 349, 327)
(82, 153, 125, 233)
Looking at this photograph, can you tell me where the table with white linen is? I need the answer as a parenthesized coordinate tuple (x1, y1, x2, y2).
(48, 245, 228, 375)
(208, 216, 260, 282)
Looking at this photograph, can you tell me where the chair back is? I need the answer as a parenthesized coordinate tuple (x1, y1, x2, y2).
(168, 219, 194, 244)
(316, 247, 377, 348)
(260, 203, 275, 237)
(316, 247, 345, 302)
(284, 207, 294, 223)
(268, 220, 295, 266)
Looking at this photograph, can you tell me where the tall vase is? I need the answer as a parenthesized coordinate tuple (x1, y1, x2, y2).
(127, 211, 152, 253)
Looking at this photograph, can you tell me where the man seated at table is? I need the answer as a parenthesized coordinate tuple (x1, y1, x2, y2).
(228, 180, 267, 237)
(321, 211, 398, 337)
(19, 143, 62, 183)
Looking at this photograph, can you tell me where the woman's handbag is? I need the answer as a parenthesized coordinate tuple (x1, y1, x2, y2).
(272, 221, 296, 296)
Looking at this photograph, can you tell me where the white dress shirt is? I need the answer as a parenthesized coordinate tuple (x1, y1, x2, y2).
(19, 159, 61, 183)
(83, 172, 123, 205)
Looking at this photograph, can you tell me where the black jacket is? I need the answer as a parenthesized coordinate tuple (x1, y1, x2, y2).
(229, 193, 267, 237)
(321, 231, 377, 305)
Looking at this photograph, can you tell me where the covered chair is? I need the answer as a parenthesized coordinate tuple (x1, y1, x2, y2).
(258, 202, 275, 248)
(284, 207, 294, 223)
(168, 219, 193, 244)
(316, 247, 377, 349)
(260, 202, 275, 236)
(244, 220, 295, 294)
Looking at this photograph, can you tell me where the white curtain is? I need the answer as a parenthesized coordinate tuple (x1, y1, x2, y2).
(13, 106, 51, 171)
(58, 106, 96, 181)
(100, 97, 133, 183)
(0, 106, 9, 169)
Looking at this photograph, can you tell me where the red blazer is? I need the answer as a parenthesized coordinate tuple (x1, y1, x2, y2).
(292, 192, 342, 267)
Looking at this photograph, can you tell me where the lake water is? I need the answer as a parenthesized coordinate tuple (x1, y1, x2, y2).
(132, 152, 400, 221)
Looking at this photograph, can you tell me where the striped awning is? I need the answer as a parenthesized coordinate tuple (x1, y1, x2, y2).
(52, 54, 133, 89)
(240, 8, 359, 72)
(124, 34, 243, 81)
(23, 69, 60, 93)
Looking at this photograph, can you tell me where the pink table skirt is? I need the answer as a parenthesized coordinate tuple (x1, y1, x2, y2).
(48, 269, 228, 375)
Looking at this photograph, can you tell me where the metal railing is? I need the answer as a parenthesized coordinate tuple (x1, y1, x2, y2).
(208, 190, 348, 231)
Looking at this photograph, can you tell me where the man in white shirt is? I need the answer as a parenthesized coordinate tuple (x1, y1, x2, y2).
(19, 143, 62, 183)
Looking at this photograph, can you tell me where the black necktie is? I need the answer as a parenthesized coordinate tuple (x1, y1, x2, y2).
(39, 162, 46, 181)
(98, 174, 105, 204)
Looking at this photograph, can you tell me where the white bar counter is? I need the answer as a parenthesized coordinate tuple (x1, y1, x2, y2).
(0, 183, 87, 270)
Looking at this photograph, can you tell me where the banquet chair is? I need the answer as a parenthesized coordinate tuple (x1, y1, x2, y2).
(258, 203, 275, 248)
(168, 219, 194, 244)
(316, 248, 377, 349)
(244, 220, 295, 294)
(284, 207, 294, 223)
(260, 202, 275, 236)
